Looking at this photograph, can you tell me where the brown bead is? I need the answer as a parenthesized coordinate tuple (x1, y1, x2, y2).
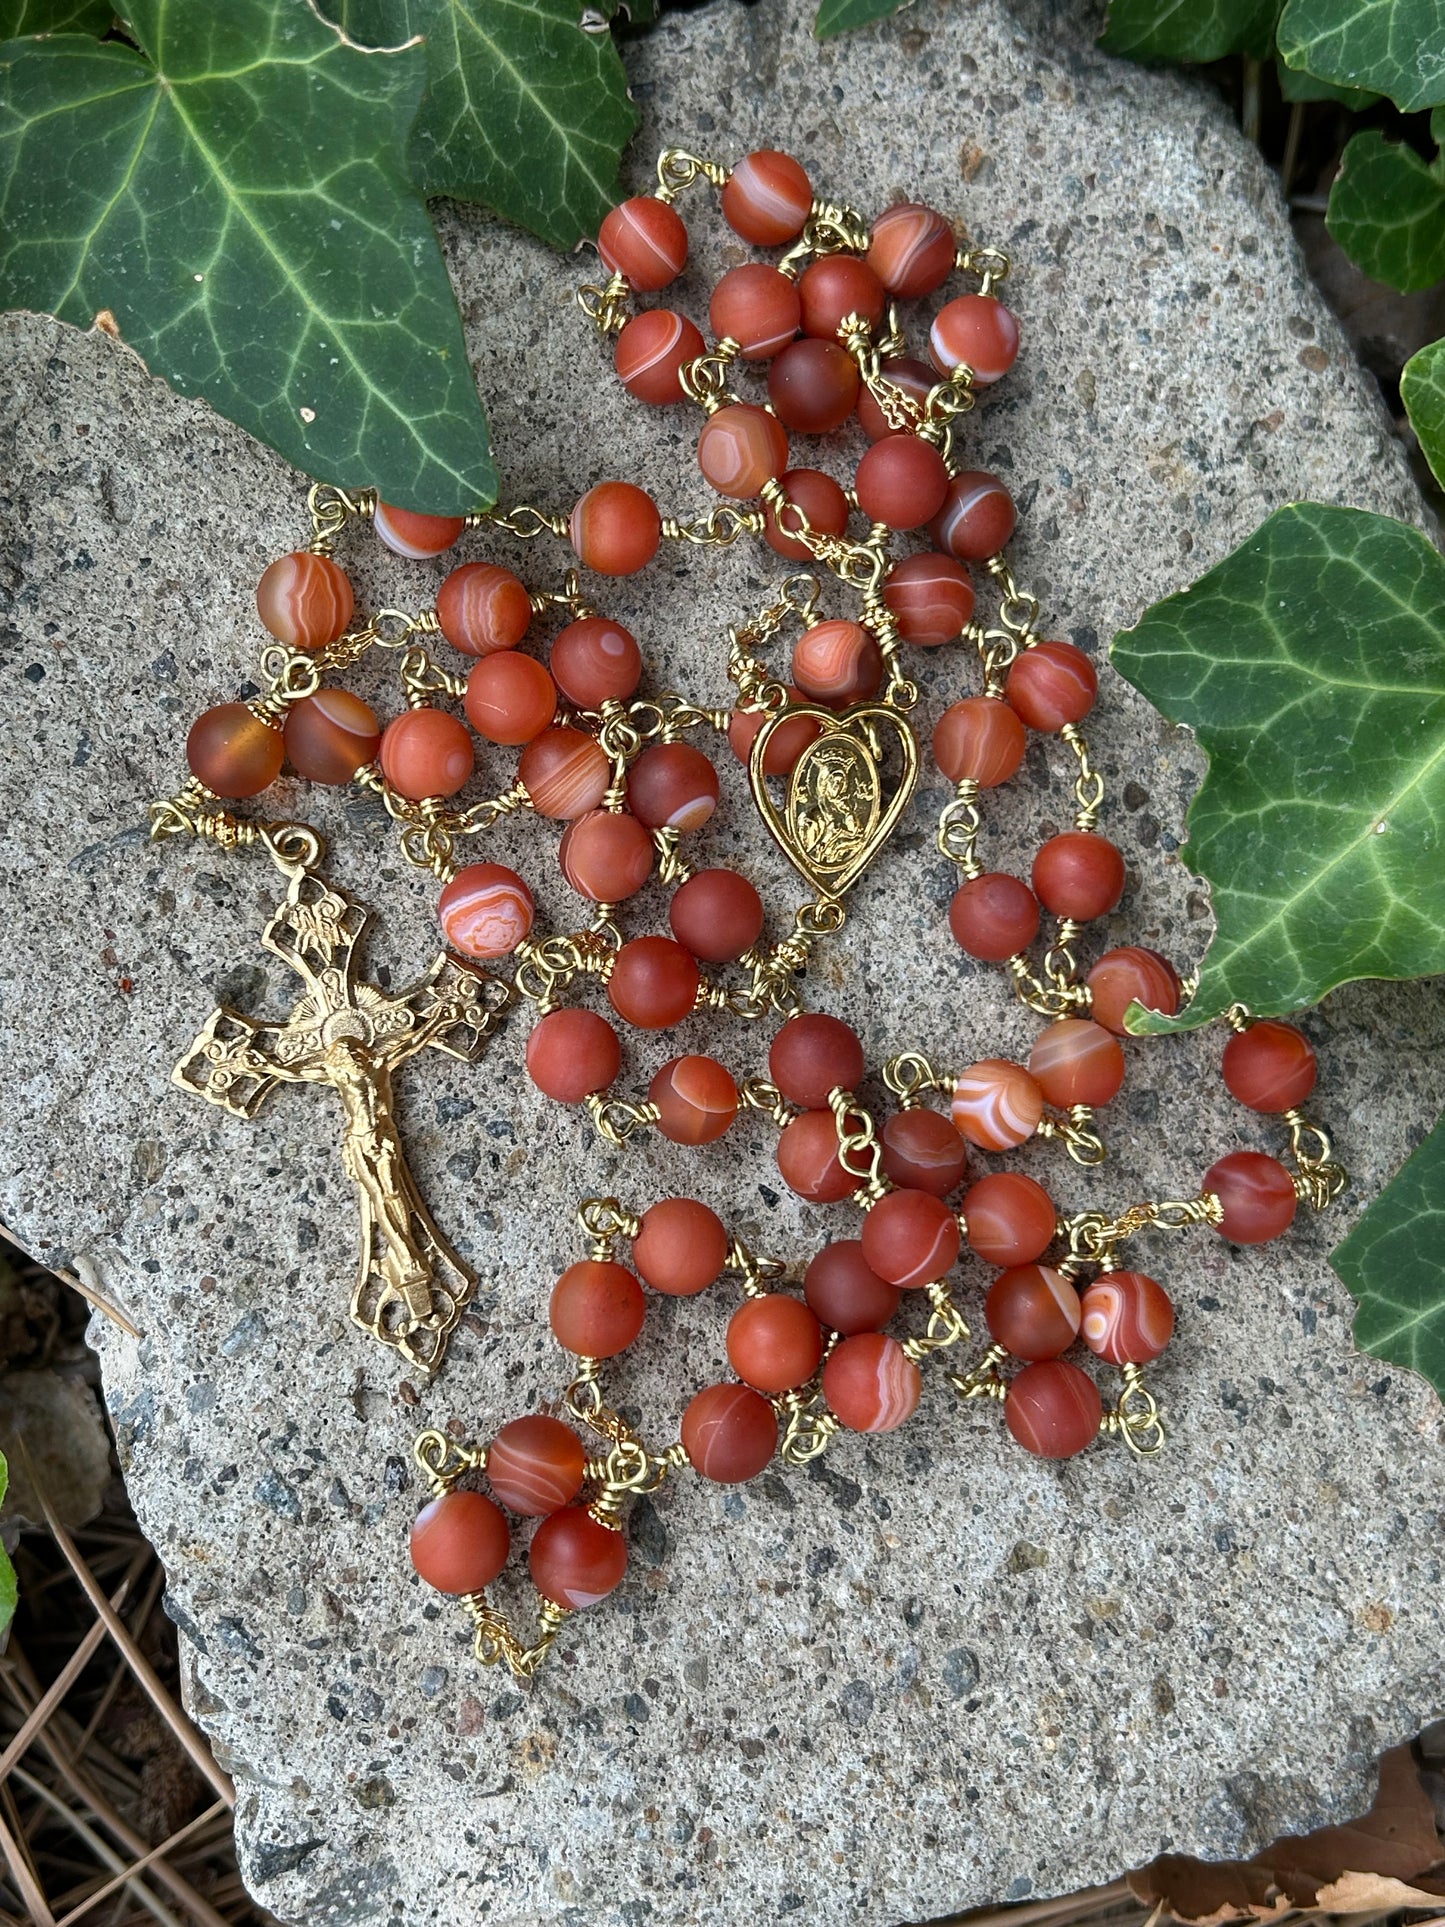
(931, 471, 1016, 562)
(764, 468, 851, 561)
(709, 263, 801, 360)
(519, 726, 610, 819)
(770, 1012, 865, 1110)
(627, 741, 719, 832)
(856, 356, 935, 439)
(867, 201, 956, 298)
(614, 308, 706, 405)
(464, 651, 556, 745)
(986, 1263, 1081, 1360)
(933, 695, 1027, 787)
(256, 550, 353, 650)
(948, 872, 1040, 962)
(682, 1383, 778, 1483)
(823, 1332, 920, 1432)
(649, 1054, 738, 1145)
(598, 195, 687, 291)
(1204, 1151, 1297, 1244)
(728, 689, 823, 775)
(570, 480, 661, 576)
(283, 690, 380, 785)
(608, 936, 700, 1030)
(1006, 641, 1098, 732)
(187, 704, 284, 799)
(379, 708, 474, 801)
(883, 552, 974, 646)
(929, 294, 1020, 383)
(1032, 832, 1127, 920)
(798, 255, 886, 340)
(727, 1294, 824, 1394)
(963, 1172, 1057, 1266)
(549, 1258, 645, 1358)
(670, 868, 765, 963)
(721, 149, 813, 245)
(697, 403, 790, 498)
(436, 561, 532, 657)
(1086, 947, 1182, 1035)
(486, 1416, 586, 1516)
(558, 808, 654, 902)
(879, 1109, 968, 1197)
(525, 1008, 621, 1103)
(776, 1108, 854, 1202)
(951, 1059, 1045, 1151)
(1222, 1020, 1317, 1112)
(1080, 1270, 1174, 1365)
(854, 435, 950, 530)
(1028, 1018, 1126, 1108)
(1005, 1360, 1101, 1459)
(549, 616, 642, 709)
(804, 1240, 901, 1335)
(410, 1489, 510, 1595)
(530, 1506, 628, 1609)
(633, 1197, 729, 1295)
(373, 501, 465, 558)
(861, 1187, 961, 1290)
(791, 618, 882, 707)
(437, 862, 534, 958)
(767, 338, 860, 433)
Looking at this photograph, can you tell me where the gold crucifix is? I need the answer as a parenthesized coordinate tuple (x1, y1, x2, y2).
(173, 854, 511, 1373)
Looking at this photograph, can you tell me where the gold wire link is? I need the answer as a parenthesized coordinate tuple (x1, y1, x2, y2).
(680, 341, 741, 413)
(829, 1089, 888, 1201)
(467, 1595, 573, 1679)
(1061, 1193, 1225, 1273)
(1042, 917, 1085, 994)
(660, 504, 766, 548)
(1006, 955, 1089, 1020)
(1099, 1363, 1166, 1458)
(400, 642, 467, 706)
(883, 1052, 952, 1108)
(727, 1236, 787, 1297)
(412, 1427, 486, 1491)
(1060, 723, 1106, 832)
(655, 146, 729, 198)
(306, 481, 373, 552)
(576, 1196, 642, 1253)
(972, 623, 1022, 695)
(511, 933, 586, 1009)
(778, 200, 870, 276)
(627, 692, 732, 742)
(585, 1093, 662, 1146)
(455, 780, 533, 837)
(986, 556, 1041, 643)
(739, 1077, 797, 1127)
(937, 779, 982, 874)
(901, 1280, 971, 1362)
(957, 244, 1012, 296)
(1282, 1109, 1348, 1208)
(576, 270, 630, 335)
(948, 1343, 1009, 1402)
(777, 1387, 840, 1464)
(481, 503, 571, 540)
(1036, 1105, 1107, 1166)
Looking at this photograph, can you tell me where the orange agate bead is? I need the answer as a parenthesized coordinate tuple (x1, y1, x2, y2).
(436, 562, 532, 657)
(1032, 832, 1127, 921)
(709, 263, 801, 360)
(879, 1109, 968, 1197)
(608, 937, 700, 1029)
(883, 552, 974, 646)
(614, 308, 705, 406)
(804, 1240, 901, 1335)
(669, 868, 765, 963)
(697, 403, 789, 498)
(769, 1012, 865, 1110)
(1221, 1020, 1317, 1113)
(1086, 946, 1182, 1035)
(854, 434, 950, 530)
(598, 196, 687, 291)
(649, 1054, 739, 1145)
(530, 1506, 628, 1608)
(721, 148, 813, 245)
(951, 1059, 1045, 1151)
(187, 704, 283, 798)
(373, 501, 465, 558)
(929, 294, 1020, 383)
(633, 1197, 729, 1295)
(867, 201, 956, 298)
(1027, 1018, 1126, 1108)
(255, 550, 353, 651)
(767, 338, 860, 434)
(763, 468, 851, 561)
(627, 742, 719, 832)
(949, 872, 1040, 962)
(410, 1489, 510, 1595)
(791, 618, 882, 707)
(1005, 1360, 1101, 1459)
(823, 1332, 920, 1432)
(1006, 641, 1098, 732)
(986, 1263, 1081, 1360)
(798, 255, 886, 340)
(437, 862, 534, 958)
(283, 690, 380, 785)
(682, 1383, 778, 1484)
(931, 471, 1016, 561)
(525, 1008, 620, 1103)
(549, 616, 642, 709)
(549, 1259, 646, 1358)
(558, 808, 654, 902)
(570, 481, 661, 576)
(933, 696, 1027, 787)
(1080, 1270, 1174, 1365)
(519, 726, 610, 819)
(963, 1172, 1057, 1266)
(1204, 1151, 1297, 1244)
(776, 1109, 854, 1202)
(861, 1187, 961, 1290)
(726, 1294, 824, 1394)
(486, 1416, 586, 1517)
(379, 708, 474, 801)
(464, 650, 556, 745)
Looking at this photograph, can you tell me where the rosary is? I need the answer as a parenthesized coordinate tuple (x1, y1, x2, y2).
(150, 145, 1347, 1680)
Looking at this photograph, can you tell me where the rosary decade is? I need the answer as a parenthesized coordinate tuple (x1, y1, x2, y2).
(150, 144, 1346, 1679)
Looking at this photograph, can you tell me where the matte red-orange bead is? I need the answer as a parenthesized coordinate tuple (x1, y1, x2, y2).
(1080, 1270, 1174, 1365)
(932, 471, 1016, 561)
(855, 434, 950, 530)
(519, 726, 610, 819)
(929, 294, 1020, 383)
(883, 552, 974, 646)
(627, 742, 719, 832)
(256, 551, 354, 651)
(669, 868, 765, 963)
(570, 480, 661, 576)
(697, 403, 790, 498)
(823, 1332, 920, 1432)
(764, 468, 851, 561)
(798, 255, 886, 340)
(727, 1294, 824, 1394)
(1086, 946, 1183, 1035)
(861, 1187, 961, 1290)
(436, 561, 532, 658)
(410, 1489, 510, 1594)
(951, 1059, 1045, 1151)
(614, 308, 706, 405)
(1005, 1360, 1101, 1459)
(283, 690, 380, 785)
(933, 696, 1027, 787)
(728, 689, 823, 774)
(721, 148, 813, 245)
(1006, 642, 1098, 732)
(525, 1008, 620, 1103)
(776, 1108, 854, 1202)
(709, 263, 800, 360)
(549, 616, 642, 709)
(791, 618, 882, 707)
(649, 1054, 738, 1145)
(880, 1108, 968, 1197)
(379, 708, 474, 801)
(1032, 833, 1126, 921)
(963, 1171, 1057, 1266)
(486, 1416, 586, 1517)
(770, 1012, 866, 1110)
(633, 1197, 729, 1295)
(804, 1240, 901, 1335)
(1027, 1018, 1126, 1108)
(373, 501, 465, 557)
(1204, 1150, 1297, 1244)
(558, 808, 654, 902)
(608, 936, 700, 1029)
(986, 1264, 1081, 1360)
(867, 201, 956, 298)
(1222, 1020, 1318, 1113)
(437, 862, 534, 958)
(530, 1506, 628, 1608)
(598, 195, 688, 291)
(550, 1258, 646, 1358)
(767, 338, 860, 433)
(948, 872, 1040, 961)
(187, 704, 284, 799)
(464, 650, 556, 745)
(856, 356, 934, 439)
(682, 1383, 778, 1483)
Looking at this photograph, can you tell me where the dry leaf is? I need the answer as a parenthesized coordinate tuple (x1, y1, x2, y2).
(1313, 1870, 1445, 1910)
(0, 1369, 111, 1531)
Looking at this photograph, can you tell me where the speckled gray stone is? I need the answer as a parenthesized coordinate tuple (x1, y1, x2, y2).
(2, 2, 1444, 1922)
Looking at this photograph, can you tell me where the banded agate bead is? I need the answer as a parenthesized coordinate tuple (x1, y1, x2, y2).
(698, 403, 790, 498)
(379, 709, 474, 801)
(486, 1416, 586, 1516)
(728, 689, 822, 774)
(614, 309, 705, 406)
(464, 651, 556, 745)
(986, 1263, 1081, 1360)
(764, 468, 851, 561)
(709, 264, 801, 361)
(627, 742, 719, 832)
(519, 726, 610, 819)
(861, 1187, 961, 1289)
(437, 862, 534, 958)
(951, 1059, 1044, 1151)
(883, 552, 974, 646)
(1027, 1018, 1126, 1108)
(1204, 1150, 1297, 1244)
(1080, 1270, 1174, 1364)
(649, 1054, 738, 1145)
(791, 618, 882, 706)
(525, 1008, 620, 1103)
(823, 1332, 920, 1433)
(963, 1172, 1057, 1266)
(804, 1240, 901, 1335)
(855, 434, 950, 530)
(798, 255, 886, 339)
(1032, 833, 1127, 921)
(558, 809, 654, 902)
(948, 872, 1040, 962)
(256, 551, 354, 650)
(1086, 946, 1182, 1035)
(879, 1108, 968, 1197)
(608, 936, 700, 1029)
(767, 338, 860, 434)
(931, 471, 1016, 562)
(933, 696, 1027, 787)
(776, 1108, 854, 1202)
(633, 1197, 729, 1294)
(669, 868, 765, 963)
(856, 356, 934, 440)
(682, 1383, 778, 1484)
(549, 1259, 645, 1358)
(283, 690, 380, 784)
(867, 201, 955, 298)
(1221, 1020, 1317, 1113)
(929, 294, 1020, 383)
(373, 501, 464, 558)
(550, 616, 642, 709)
(436, 562, 531, 657)
(769, 1012, 866, 1110)
(187, 705, 284, 799)
(598, 196, 687, 291)
(570, 481, 661, 576)
(721, 148, 813, 245)
(410, 1489, 509, 1594)
(530, 1507, 628, 1609)
(1004, 1360, 1101, 1459)
(1006, 641, 1097, 732)
(727, 1294, 825, 1394)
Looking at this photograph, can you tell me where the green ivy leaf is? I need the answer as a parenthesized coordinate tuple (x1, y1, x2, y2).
(1099, 0, 1279, 63)
(326, 0, 638, 251)
(1402, 337, 1445, 489)
(1325, 131, 1445, 293)
(0, 4, 497, 512)
(815, 0, 912, 39)
(1332, 1113, 1445, 1400)
(1275, 51, 1378, 108)
(1110, 504, 1445, 1031)
(0, 0, 112, 30)
(1278, 0, 1445, 112)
